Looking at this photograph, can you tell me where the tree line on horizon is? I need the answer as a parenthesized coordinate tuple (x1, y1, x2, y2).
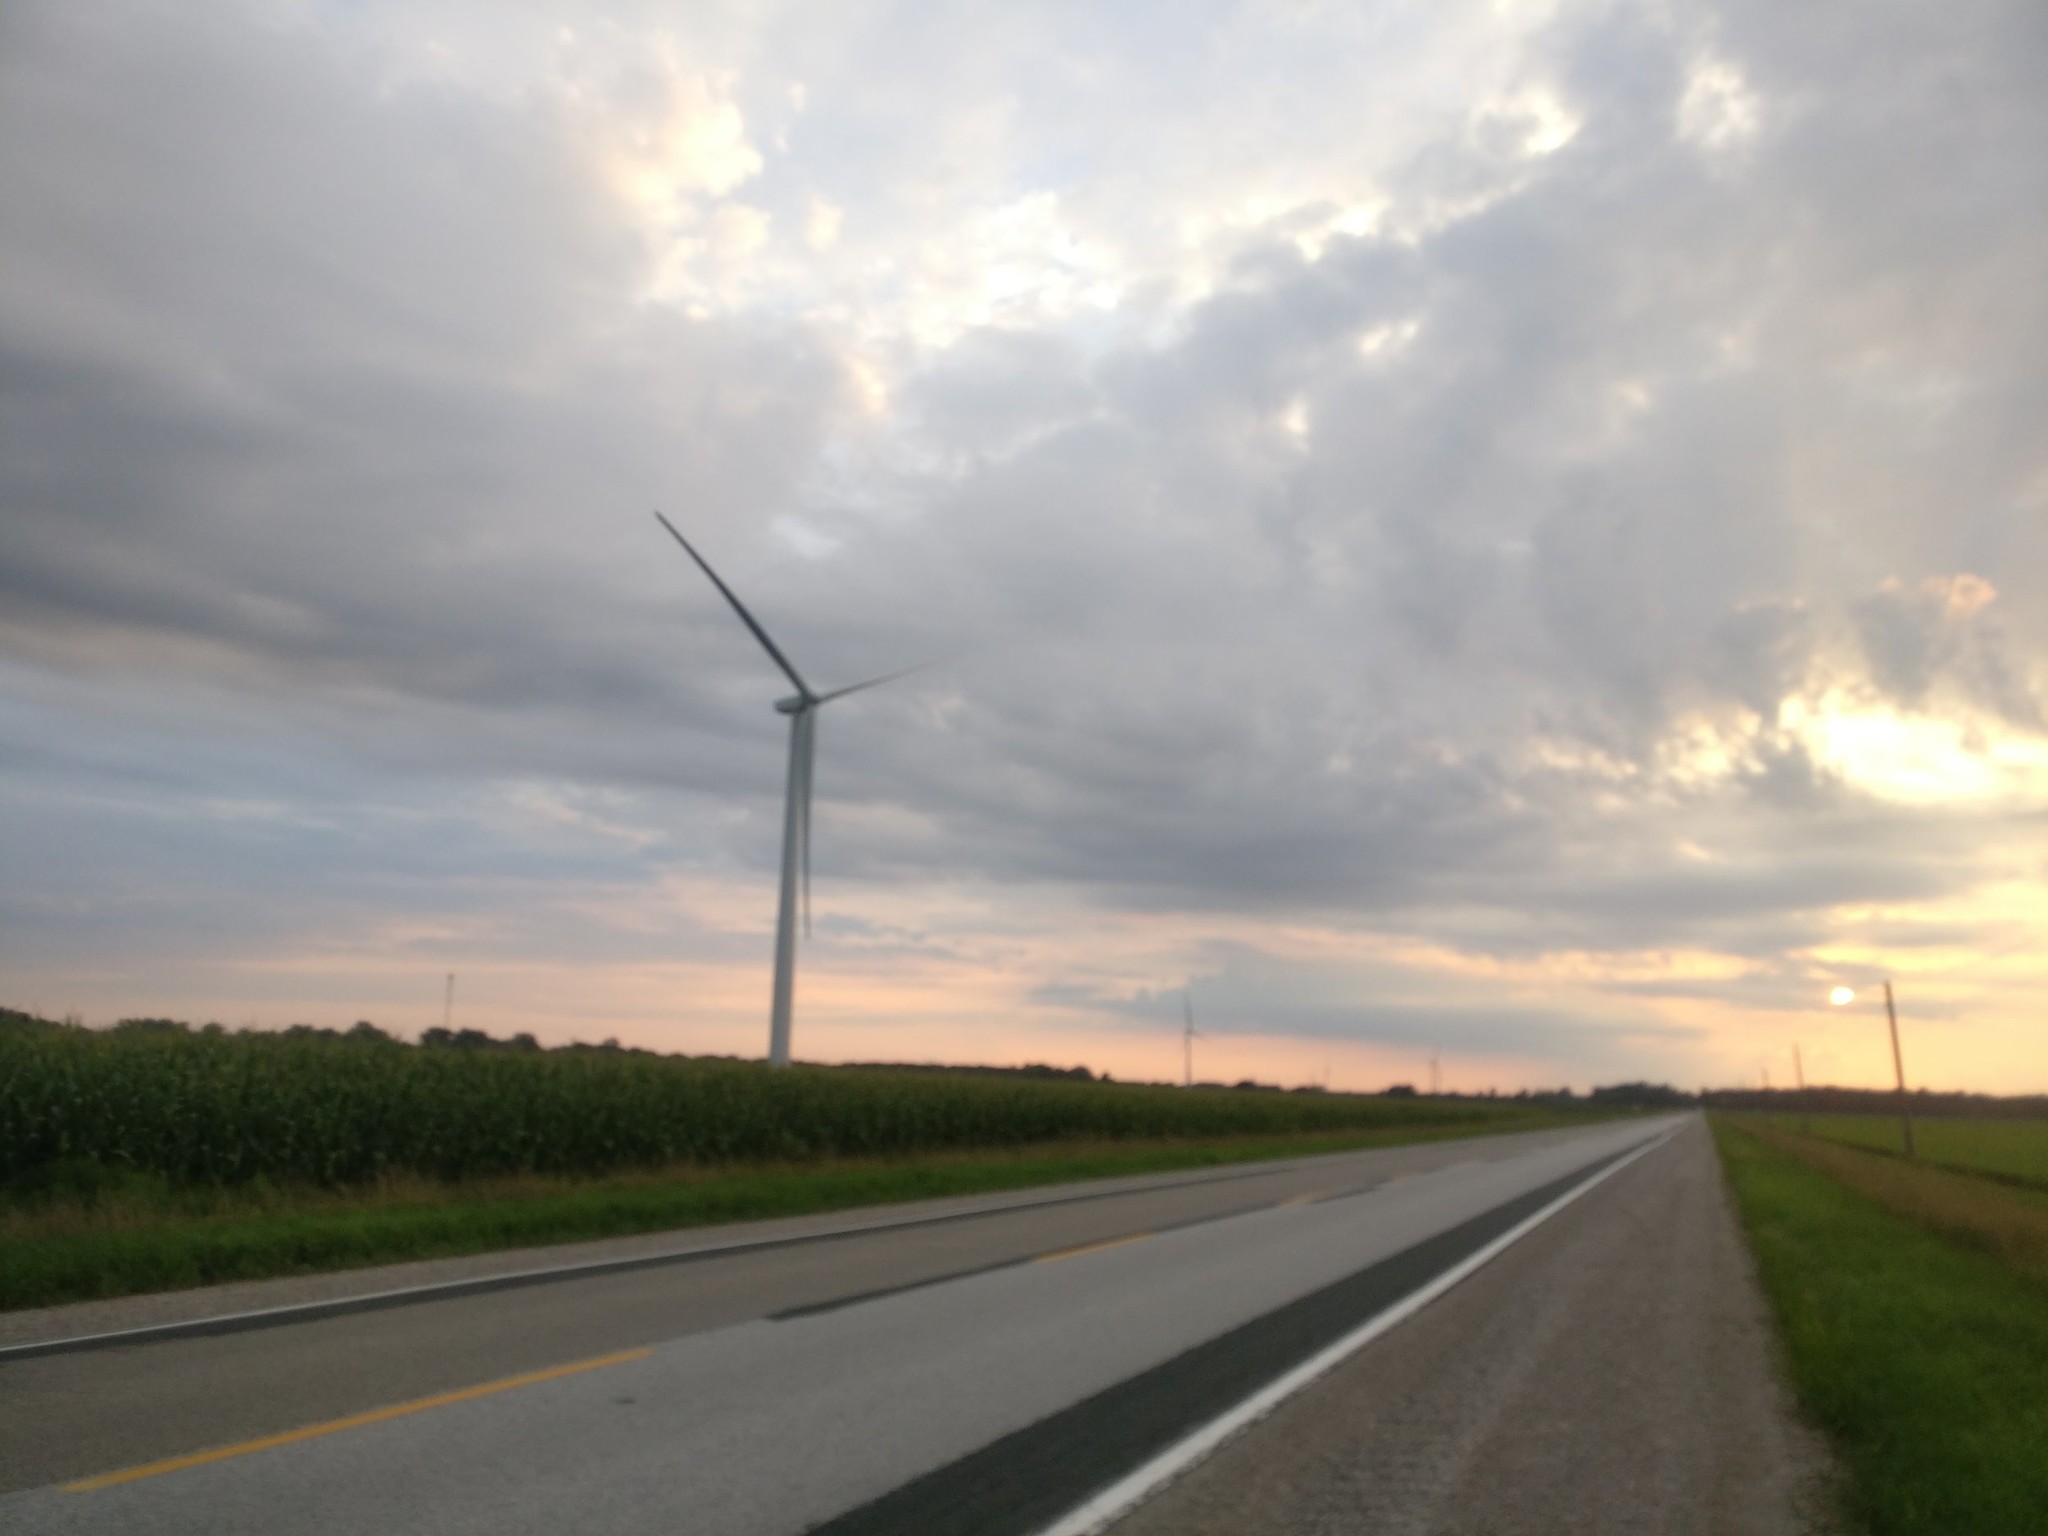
(12, 1010, 2023, 1114)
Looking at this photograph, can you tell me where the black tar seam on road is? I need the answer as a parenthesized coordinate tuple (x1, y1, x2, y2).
(1310, 1178, 1398, 1205)
(767, 1187, 1368, 1322)
(0, 1156, 1365, 1363)
(806, 1141, 1641, 1536)
(765, 1161, 1523, 1317)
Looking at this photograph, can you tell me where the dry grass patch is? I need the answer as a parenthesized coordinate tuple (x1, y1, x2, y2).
(1741, 1120, 2048, 1293)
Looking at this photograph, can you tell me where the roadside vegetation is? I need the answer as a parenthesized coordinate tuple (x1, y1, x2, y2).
(1749, 1110, 2048, 1189)
(4, 1009, 1550, 1183)
(1742, 1122, 2048, 1293)
(1, 1009, 1600, 1309)
(1714, 1118, 2048, 1534)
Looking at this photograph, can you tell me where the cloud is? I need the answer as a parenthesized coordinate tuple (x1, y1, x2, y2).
(1851, 574, 2040, 727)
(2, 0, 2046, 1086)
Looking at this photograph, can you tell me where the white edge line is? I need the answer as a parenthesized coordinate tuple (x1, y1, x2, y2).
(1030, 1122, 1683, 1536)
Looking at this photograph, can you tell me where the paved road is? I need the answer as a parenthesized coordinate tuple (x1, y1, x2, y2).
(0, 1116, 1802, 1534)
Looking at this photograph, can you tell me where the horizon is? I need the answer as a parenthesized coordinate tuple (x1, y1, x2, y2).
(9, 1005, 2034, 1105)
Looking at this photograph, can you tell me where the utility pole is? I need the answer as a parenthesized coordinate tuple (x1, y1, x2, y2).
(1884, 980, 1915, 1158)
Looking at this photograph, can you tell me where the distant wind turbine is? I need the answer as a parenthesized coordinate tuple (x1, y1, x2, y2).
(655, 512, 909, 1067)
(1183, 989, 1201, 1089)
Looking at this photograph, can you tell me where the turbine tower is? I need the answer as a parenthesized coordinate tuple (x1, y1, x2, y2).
(656, 512, 904, 1067)
(1183, 989, 1201, 1089)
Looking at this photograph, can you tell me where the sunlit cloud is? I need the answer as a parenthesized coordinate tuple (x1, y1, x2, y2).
(1791, 697, 2048, 808)
(1677, 56, 1763, 159)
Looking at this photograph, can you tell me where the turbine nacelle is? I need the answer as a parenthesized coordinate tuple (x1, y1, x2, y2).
(775, 694, 811, 715)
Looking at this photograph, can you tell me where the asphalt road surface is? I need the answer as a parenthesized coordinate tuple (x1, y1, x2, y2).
(0, 1115, 1826, 1534)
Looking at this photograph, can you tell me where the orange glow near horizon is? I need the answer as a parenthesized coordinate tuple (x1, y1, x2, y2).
(25, 764, 2048, 1096)
(31, 870, 2044, 1096)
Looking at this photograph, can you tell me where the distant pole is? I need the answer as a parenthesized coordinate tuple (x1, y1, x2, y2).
(1182, 991, 1196, 1089)
(444, 973, 454, 1033)
(1884, 980, 1915, 1158)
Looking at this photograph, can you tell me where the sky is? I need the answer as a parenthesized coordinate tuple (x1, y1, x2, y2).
(3, 0, 2045, 1094)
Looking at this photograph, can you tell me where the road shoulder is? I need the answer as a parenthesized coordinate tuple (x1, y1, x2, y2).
(1105, 1118, 1838, 1536)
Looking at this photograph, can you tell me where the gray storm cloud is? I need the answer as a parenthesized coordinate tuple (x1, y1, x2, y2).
(2, 0, 2043, 1076)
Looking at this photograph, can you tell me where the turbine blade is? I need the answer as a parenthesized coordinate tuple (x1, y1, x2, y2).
(653, 512, 813, 700)
(813, 664, 926, 706)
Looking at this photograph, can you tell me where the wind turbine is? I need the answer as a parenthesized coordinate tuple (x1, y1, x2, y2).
(655, 512, 906, 1067)
(1182, 989, 1201, 1089)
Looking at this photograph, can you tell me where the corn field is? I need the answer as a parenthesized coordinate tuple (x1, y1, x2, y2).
(0, 1022, 1498, 1189)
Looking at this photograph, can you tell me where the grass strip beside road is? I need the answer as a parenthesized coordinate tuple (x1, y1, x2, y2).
(3, 1113, 1590, 1311)
(1713, 1119, 2048, 1535)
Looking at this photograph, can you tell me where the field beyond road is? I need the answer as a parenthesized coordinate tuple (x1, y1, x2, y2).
(1, 1012, 1603, 1309)
(1749, 1110, 2048, 1189)
(1, 1013, 1512, 1187)
(1736, 1118, 2048, 1292)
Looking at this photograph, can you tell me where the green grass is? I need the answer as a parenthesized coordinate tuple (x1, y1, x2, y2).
(0, 1117, 1581, 1311)
(1749, 1113, 2048, 1190)
(1713, 1119, 2048, 1534)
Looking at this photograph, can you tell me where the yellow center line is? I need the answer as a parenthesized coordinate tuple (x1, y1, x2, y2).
(1274, 1191, 1328, 1208)
(1033, 1231, 1155, 1265)
(63, 1347, 652, 1493)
